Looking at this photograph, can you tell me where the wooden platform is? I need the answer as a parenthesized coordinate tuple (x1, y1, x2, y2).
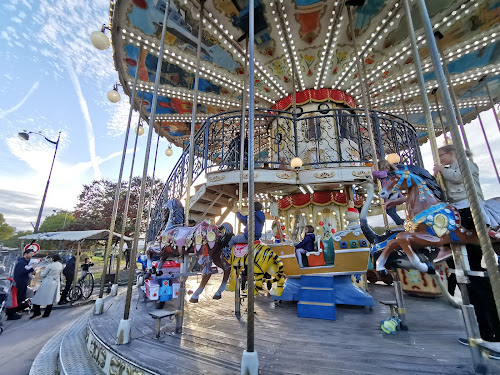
(88, 275, 500, 374)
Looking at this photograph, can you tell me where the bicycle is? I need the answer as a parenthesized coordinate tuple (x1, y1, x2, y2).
(69, 271, 94, 302)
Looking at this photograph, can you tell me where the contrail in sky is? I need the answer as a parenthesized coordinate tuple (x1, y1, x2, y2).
(66, 62, 101, 179)
(0, 81, 39, 119)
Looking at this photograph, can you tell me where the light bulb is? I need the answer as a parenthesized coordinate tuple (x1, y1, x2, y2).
(135, 126, 145, 136)
(90, 30, 110, 50)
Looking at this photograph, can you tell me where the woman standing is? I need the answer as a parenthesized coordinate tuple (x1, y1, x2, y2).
(31, 254, 63, 319)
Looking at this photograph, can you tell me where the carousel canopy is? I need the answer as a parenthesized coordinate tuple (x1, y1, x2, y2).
(20, 230, 133, 242)
(109, 0, 500, 146)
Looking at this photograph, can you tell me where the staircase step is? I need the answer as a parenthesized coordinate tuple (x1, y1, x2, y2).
(298, 275, 337, 320)
(300, 275, 335, 288)
(297, 301, 336, 320)
(29, 325, 67, 375)
(299, 288, 335, 303)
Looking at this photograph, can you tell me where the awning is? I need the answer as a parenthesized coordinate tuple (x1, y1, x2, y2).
(19, 230, 133, 242)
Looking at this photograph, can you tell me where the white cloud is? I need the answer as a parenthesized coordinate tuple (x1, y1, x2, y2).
(66, 62, 101, 179)
(0, 81, 39, 119)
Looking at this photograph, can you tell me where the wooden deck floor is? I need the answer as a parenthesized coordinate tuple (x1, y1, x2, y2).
(89, 275, 500, 374)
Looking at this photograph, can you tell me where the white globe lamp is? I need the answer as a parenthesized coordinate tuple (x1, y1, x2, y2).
(90, 30, 110, 50)
(135, 126, 145, 136)
(107, 88, 121, 103)
(290, 157, 303, 169)
(165, 146, 173, 157)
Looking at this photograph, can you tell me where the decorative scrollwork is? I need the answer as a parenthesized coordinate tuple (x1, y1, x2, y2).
(208, 175, 225, 182)
(352, 170, 371, 177)
(276, 172, 294, 179)
(314, 171, 335, 179)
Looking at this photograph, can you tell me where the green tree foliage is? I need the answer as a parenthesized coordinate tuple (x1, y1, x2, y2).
(39, 211, 75, 233)
(1, 230, 33, 249)
(0, 213, 15, 241)
(71, 177, 164, 235)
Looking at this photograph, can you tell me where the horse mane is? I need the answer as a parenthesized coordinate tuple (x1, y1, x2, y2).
(388, 164, 443, 201)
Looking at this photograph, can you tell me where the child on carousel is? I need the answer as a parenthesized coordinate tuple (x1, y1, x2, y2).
(372, 159, 407, 226)
(434, 144, 500, 344)
(295, 225, 316, 268)
(228, 201, 266, 250)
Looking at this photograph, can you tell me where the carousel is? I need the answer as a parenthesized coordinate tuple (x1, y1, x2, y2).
(53, 0, 500, 374)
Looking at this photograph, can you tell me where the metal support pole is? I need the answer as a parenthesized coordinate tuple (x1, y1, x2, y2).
(417, 0, 500, 327)
(391, 270, 408, 331)
(475, 105, 500, 184)
(146, 131, 161, 231)
(437, 39, 470, 152)
(98, 45, 141, 299)
(238, 37, 249, 226)
(235, 266, 241, 317)
(433, 92, 448, 142)
(34, 132, 61, 234)
(483, 78, 500, 133)
(71, 242, 81, 303)
(347, 6, 378, 167)
(402, 0, 447, 200)
(184, 0, 204, 225)
(114, 99, 144, 285)
(123, 3, 170, 321)
(247, 0, 256, 355)
(291, 61, 299, 157)
(398, 82, 409, 121)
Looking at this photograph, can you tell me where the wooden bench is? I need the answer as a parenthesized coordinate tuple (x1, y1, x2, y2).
(149, 310, 180, 338)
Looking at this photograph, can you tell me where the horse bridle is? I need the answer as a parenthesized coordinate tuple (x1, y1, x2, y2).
(390, 168, 432, 201)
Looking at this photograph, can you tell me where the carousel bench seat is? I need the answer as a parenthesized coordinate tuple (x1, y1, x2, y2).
(306, 235, 325, 267)
(149, 309, 181, 339)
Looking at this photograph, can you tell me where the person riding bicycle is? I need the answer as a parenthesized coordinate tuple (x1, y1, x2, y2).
(79, 257, 94, 282)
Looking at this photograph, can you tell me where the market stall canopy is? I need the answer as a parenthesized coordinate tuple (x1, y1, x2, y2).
(109, 0, 500, 146)
(19, 230, 133, 242)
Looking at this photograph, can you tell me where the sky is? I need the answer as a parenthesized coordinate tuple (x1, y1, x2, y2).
(0, 0, 498, 232)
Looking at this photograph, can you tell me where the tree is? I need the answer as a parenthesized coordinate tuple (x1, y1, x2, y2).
(0, 213, 15, 241)
(39, 211, 75, 232)
(71, 177, 164, 235)
(1, 230, 33, 249)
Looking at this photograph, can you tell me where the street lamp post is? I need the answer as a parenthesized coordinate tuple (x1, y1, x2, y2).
(18, 130, 61, 233)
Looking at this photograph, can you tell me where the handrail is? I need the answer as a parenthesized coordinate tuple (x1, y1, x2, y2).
(147, 108, 422, 241)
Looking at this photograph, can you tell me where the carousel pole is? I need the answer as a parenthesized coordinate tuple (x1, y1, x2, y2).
(238, 37, 249, 232)
(236, 38, 249, 318)
(291, 59, 299, 158)
(145, 131, 161, 231)
(176, 0, 204, 336)
(436, 35, 471, 152)
(418, 0, 500, 363)
(95, 43, 142, 313)
(241, 0, 258, 373)
(398, 82, 409, 121)
(113, 98, 145, 287)
(402, 0, 447, 199)
(433, 91, 449, 143)
(483, 77, 500, 133)
(475, 105, 500, 184)
(346, 5, 378, 169)
(118, 3, 170, 344)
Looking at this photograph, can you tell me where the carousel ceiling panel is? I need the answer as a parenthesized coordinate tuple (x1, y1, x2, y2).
(110, 0, 500, 146)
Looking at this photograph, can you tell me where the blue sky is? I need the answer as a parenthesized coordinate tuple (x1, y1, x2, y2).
(0, 0, 498, 232)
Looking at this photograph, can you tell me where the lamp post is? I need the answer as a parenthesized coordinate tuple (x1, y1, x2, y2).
(19, 130, 61, 233)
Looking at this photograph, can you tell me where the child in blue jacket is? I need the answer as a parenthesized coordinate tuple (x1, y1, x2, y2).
(295, 225, 316, 267)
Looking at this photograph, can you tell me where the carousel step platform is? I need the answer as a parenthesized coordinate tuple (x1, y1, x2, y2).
(297, 275, 336, 320)
(29, 324, 67, 375)
(58, 314, 103, 375)
(149, 309, 181, 339)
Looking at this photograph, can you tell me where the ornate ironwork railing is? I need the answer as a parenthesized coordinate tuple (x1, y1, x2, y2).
(147, 108, 422, 240)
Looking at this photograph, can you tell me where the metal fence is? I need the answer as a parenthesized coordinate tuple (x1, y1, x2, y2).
(147, 108, 422, 241)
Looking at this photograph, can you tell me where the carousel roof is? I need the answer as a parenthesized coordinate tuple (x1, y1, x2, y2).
(109, 0, 500, 146)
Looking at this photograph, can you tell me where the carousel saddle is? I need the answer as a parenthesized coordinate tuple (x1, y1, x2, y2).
(162, 226, 196, 249)
(232, 241, 261, 258)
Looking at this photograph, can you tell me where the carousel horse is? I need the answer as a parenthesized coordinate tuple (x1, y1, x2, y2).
(225, 242, 286, 297)
(360, 181, 439, 272)
(376, 165, 499, 273)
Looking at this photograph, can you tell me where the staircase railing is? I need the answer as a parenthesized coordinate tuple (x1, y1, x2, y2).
(146, 108, 422, 241)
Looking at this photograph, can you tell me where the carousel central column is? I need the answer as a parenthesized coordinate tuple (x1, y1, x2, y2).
(118, 2, 170, 344)
(241, 0, 259, 374)
(95, 43, 142, 313)
(418, 0, 500, 364)
(346, 5, 378, 168)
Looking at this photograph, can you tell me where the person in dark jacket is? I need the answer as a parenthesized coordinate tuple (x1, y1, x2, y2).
(6, 248, 36, 320)
(295, 225, 316, 268)
(228, 201, 266, 250)
(59, 254, 76, 304)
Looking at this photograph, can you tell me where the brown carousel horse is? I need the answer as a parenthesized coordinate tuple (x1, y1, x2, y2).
(145, 199, 233, 303)
(376, 165, 499, 273)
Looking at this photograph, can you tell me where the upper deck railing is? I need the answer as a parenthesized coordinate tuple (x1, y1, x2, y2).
(147, 108, 422, 240)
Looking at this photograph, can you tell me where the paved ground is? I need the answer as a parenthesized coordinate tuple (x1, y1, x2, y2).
(0, 304, 92, 375)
